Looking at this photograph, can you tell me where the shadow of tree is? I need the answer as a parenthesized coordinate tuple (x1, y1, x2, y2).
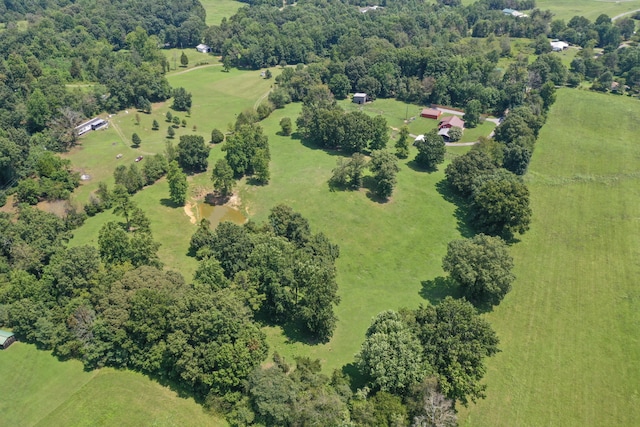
(419, 276, 462, 305)
(160, 198, 181, 209)
(435, 180, 474, 238)
(406, 159, 439, 173)
(342, 362, 367, 392)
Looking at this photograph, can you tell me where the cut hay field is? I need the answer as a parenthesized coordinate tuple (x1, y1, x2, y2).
(459, 89, 640, 426)
(0, 343, 225, 426)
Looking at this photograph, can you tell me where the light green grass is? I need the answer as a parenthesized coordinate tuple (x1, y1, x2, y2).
(462, 0, 640, 21)
(200, 0, 245, 26)
(235, 104, 466, 371)
(0, 343, 225, 426)
(459, 89, 640, 426)
(164, 48, 218, 73)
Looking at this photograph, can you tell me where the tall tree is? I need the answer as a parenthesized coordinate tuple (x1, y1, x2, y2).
(111, 184, 136, 229)
(470, 169, 532, 239)
(132, 133, 141, 147)
(177, 135, 209, 173)
(357, 310, 430, 395)
(180, 51, 189, 67)
(369, 150, 400, 200)
(167, 161, 188, 206)
(409, 297, 499, 406)
(395, 126, 410, 159)
(443, 234, 515, 306)
(211, 158, 235, 197)
(414, 131, 446, 171)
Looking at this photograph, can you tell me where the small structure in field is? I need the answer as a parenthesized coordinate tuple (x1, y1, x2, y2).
(75, 117, 108, 136)
(439, 115, 465, 130)
(550, 40, 569, 52)
(421, 108, 441, 119)
(0, 330, 15, 350)
(359, 5, 383, 13)
(353, 93, 368, 104)
(503, 8, 528, 18)
(196, 44, 211, 53)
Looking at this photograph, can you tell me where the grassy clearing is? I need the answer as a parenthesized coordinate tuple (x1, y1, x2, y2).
(236, 104, 468, 371)
(462, 0, 640, 20)
(200, 0, 245, 26)
(163, 48, 219, 73)
(459, 89, 640, 426)
(0, 343, 225, 427)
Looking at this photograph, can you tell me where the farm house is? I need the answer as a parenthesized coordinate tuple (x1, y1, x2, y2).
(0, 330, 15, 350)
(352, 93, 367, 104)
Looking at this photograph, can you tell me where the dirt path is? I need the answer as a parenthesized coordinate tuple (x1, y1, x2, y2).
(254, 88, 272, 110)
(612, 8, 640, 21)
(110, 119, 127, 144)
(170, 63, 222, 76)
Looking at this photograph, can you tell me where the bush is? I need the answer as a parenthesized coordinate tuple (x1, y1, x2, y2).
(211, 128, 224, 144)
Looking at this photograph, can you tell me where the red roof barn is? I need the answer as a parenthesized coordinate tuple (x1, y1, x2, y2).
(421, 108, 441, 119)
(438, 115, 465, 129)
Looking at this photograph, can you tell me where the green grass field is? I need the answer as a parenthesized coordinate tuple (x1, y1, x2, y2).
(462, 0, 640, 20)
(200, 0, 245, 26)
(459, 89, 640, 426)
(0, 343, 225, 426)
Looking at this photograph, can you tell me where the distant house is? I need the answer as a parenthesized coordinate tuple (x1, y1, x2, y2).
(502, 8, 527, 18)
(353, 93, 368, 104)
(550, 40, 569, 52)
(359, 5, 383, 13)
(439, 115, 464, 130)
(196, 44, 211, 53)
(75, 117, 108, 136)
(0, 330, 15, 350)
(421, 108, 441, 119)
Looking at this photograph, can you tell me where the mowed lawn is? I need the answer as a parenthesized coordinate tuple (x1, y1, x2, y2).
(0, 343, 225, 427)
(200, 0, 245, 26)
(236, 104, 469, 371)
(462, 0, 640, 20)
(459, 89, 640, 426)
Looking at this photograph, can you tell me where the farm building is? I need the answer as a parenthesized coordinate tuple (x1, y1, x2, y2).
(438, 126, 463, 141)
(75, 117, 108, 136)
(502, 8, 528, 18)
(353, 93, 368, 104)
(196, 44, 211, 53)
(359, 5, 383, 13)
(550, 40, 569, 51)
(0, 330, 15, 350)
(421, 108, 441, 119)
(439, 115, 464, 129)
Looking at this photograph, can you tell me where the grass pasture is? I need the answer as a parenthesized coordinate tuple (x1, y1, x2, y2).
(200, 0, 245, 26)
(462, 0, 640, 20)
(0, 343, 225, 426)
(459, 89, 640, 426)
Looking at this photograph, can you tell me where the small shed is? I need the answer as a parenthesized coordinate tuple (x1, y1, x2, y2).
(550, 41, 569, 52)
(0, 330, 15, 350)
(353, 93, 368, 104)
(196, 44, 211, 53)
(421, 108, 441, 119)
(439, 115, 465, 129)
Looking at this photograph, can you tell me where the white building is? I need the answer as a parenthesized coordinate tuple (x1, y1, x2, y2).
(550, 40, 569, 51)
(75, 117, 108, 136)
(196, 44, 211, 53)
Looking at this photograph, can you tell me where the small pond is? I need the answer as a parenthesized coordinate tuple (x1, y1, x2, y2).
(197, 203, 246, 225)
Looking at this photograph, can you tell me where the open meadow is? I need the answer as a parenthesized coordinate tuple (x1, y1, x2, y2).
(0, 343, 225, 426)
(200, 0, 244, 26)
(462, 0, 640, 21)
(459, 89, 640, 426)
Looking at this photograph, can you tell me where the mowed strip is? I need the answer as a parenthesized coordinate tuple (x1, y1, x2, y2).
(459, 89, 640, 426)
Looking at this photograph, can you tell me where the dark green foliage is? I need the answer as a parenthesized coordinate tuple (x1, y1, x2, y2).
(212, 158, 235, 197)
(142, 154, 168, 185)
(329, 153, 367, 190)
(151, 119, 159, 130)
(445, 150, 497, 196)
(189, 219, 216, 257)
(180, 51, 189, 67)
(167, 126, 175, 139)
(532, 34, 552, 54)
(211, 128, 224, 144)
(464, 99, 482, 128)
(503, 143, 532, 176)
(172, 116, 181, 127)
(395, 126, 410, 159)
(443, 234, 515, 306)
(279, 117, 292, 136)
(132, 133, 141, 147)
(167, 161, 188, 206)
(470, 169, 532, 239)
(414, 131, 446, 171)
(177, 135, 209, 173)
(222, 124, 270, 179)
(410, 297, 499, 406)
(256, 102, 274, 120)
(166, 111, 173, 123)
(269, 204, 311, 247)
(369, 115, 389, 150)
(369, 150, 400, 200)
(328, 74, 351, 99)
(447, 126, 463, 142)
(357, 310, 430, 395)
(98, 220, 161, 268)
(172, 87, 192, 111)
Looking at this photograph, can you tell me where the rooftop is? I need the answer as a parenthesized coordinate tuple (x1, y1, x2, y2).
(0, 330, 15, 346)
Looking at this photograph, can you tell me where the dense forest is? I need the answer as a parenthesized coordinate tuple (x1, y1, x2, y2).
(1, 0, 640, 425)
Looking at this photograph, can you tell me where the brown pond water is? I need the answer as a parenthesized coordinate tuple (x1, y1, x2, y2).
(197, 203, 246, 225)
